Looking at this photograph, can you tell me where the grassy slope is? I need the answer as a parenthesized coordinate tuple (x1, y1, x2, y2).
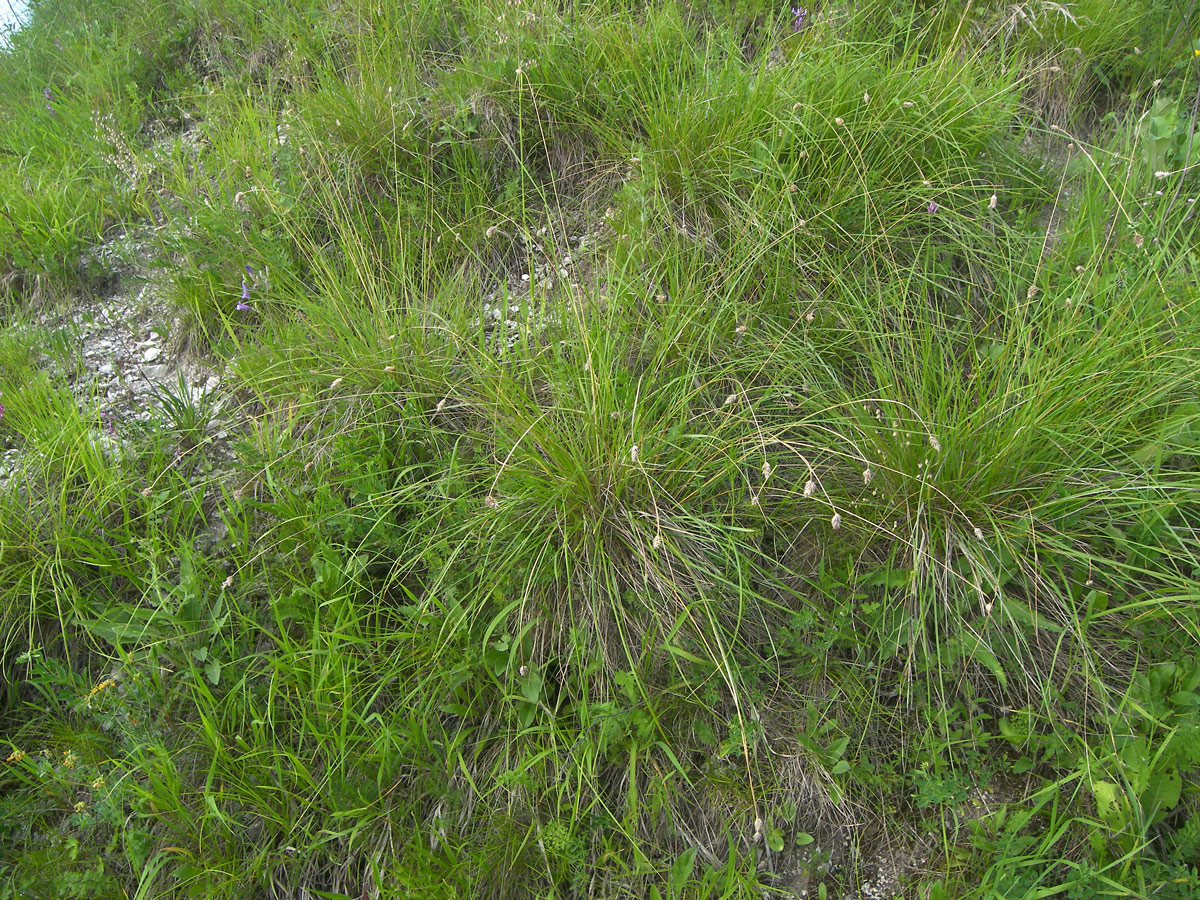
(1, 0, 1199, 897)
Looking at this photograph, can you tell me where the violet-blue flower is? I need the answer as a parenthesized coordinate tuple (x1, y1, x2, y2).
(241, 279, 250, 300)
(792, 6, 808, 31)
(43, 88, 53, 101)
(236, 301, 252, 311)
(927, 200, 938, 214)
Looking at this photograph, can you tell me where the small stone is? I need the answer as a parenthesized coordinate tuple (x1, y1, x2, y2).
(142, 347, 161, 362)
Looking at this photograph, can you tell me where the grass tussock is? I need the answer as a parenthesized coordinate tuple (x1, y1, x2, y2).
(2, 0, 1200, 898)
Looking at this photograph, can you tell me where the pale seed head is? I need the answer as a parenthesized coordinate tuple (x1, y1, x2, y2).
(830, 512, 842, 530)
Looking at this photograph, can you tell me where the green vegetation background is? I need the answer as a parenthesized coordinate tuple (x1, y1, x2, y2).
(1, 0, 1199, 896)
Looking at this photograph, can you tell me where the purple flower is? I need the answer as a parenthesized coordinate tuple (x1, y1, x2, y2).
(792, 6, 808, 31)
(0, 402, 5, 420)
(43, 88, 53, 101)
(241, 279, 250, 300)
(45, 104, 56, 117)
(100, 411, 115, 435)
(54, 40, 62, 51)
(245, 264, 255, 278)
(236, 302, 252, 311)
(927, 200, 939, 214)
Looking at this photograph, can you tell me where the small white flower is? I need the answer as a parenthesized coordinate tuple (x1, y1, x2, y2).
(831, 513, 842, 530)
(902, 100, 914, 108)
(383, 365, 395, 372)
(762, 461, 772, 479)
(519, 665, 528, 676)
(834, 117, 845, 126)
(974, 527, 984, 540)
(863, 467, 872, 486)
(1154, 170, 1170, 180)
(803, 479, 816, 498)
(329, 377, 343, 389)
(724, 393, 737, 406)
(863, 91, 870, 104)
(988, 193, 997, 210)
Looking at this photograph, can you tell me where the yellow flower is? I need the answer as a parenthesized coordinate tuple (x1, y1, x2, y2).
(62, 750, 78, 769)
(5, 749, 25, 763)
(87, 677, 116, 700)
(73, 801, 87, 813)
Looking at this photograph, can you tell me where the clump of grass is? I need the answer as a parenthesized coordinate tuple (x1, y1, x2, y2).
(2, 0, 1199, 898)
